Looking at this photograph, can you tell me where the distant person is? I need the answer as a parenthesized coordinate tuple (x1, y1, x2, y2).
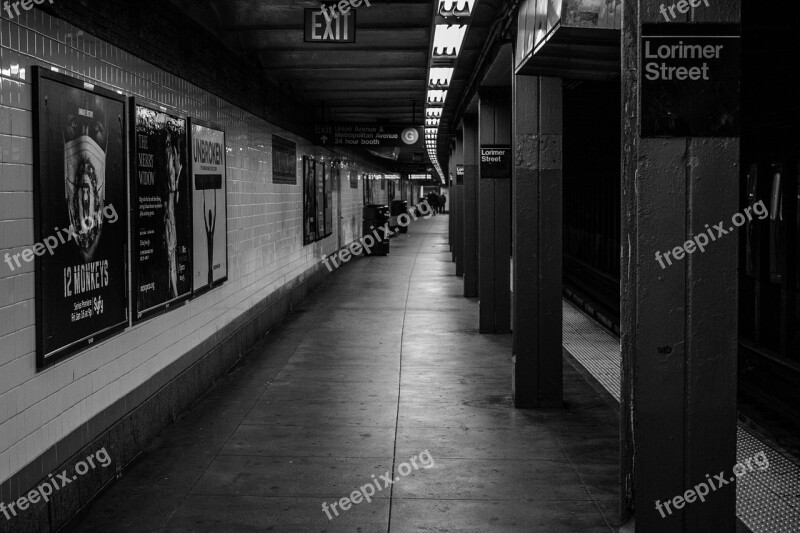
(439, 194, 446, 214)
(427, 192, 439, 216)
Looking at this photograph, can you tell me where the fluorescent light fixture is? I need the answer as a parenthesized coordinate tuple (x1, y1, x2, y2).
(427, 90, 447, 104)
(426, 108, 443, 118)
(429, 67, 453, 88)
(438, 0, 475, 18)
(426, 118, 440, 127)
(432, 24, 467, 57)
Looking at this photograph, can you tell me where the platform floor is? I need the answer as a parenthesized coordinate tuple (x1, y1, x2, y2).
(71, 216, 618, 532)
(563, 299, 800, 533)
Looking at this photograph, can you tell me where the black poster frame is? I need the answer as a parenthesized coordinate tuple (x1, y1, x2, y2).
(188, 117, 229, 297)
(272, 135, 297, 185)
(303, 156, 317, 245)
(316, 161, 326, 238)
(32, 66, 130, 369)
(129, 98, 193, 321)
(325, 166, 336, 237)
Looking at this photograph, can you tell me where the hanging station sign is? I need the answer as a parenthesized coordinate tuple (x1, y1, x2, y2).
(641, 23, 740, 137)
(314, 124, 423, 148)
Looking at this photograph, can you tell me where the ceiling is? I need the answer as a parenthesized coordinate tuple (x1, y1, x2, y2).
(169, 0, 440, 173)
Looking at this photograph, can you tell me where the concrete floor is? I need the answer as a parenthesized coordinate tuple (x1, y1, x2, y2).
(71, 215, 619, 532)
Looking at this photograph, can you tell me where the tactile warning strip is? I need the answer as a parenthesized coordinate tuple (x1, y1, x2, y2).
(561, 299, 800, 533)
(736, 427, 800, 532)
(562, 300, 621, 401)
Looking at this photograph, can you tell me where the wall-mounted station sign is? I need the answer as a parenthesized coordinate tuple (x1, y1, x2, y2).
(304, 8, 356, 43)
(314, 124, 423, 148)
(641, 23, 740, 137)
(480, 146, 511, 178)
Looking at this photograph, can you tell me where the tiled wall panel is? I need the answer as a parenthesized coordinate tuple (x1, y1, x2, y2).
(0, 11, 382, 484)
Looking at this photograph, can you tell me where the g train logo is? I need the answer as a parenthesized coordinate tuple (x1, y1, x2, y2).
(401, 128, 420, 145)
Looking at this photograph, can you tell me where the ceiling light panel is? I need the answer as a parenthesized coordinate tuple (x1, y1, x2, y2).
(429, 67, 453, 88)
(438, 0, 475, 18)
(432, 24, 467, 58)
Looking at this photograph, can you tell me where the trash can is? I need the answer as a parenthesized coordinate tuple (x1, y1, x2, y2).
(363, 204, 390, 255)
(390, 200, 409, 233)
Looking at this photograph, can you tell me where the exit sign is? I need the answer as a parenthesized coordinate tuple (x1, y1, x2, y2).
(304, 8, 356, 43)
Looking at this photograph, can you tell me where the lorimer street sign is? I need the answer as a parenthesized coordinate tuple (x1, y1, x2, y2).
(641, 23, 740, 137)
(480, 146, 511, 178)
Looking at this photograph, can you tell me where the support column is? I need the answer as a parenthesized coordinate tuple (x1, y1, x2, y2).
(512, 75, 563, 407)
(454, 132, 465, 274)
(621, 1, 740, 530)
(463, 115, 479, 297)
(478, 88, 511, 333)
(448, 154, 455, 252)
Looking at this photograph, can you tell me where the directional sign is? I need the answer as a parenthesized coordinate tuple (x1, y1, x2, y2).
(305, 8, 356, 43)
(314, 124, 424, 148)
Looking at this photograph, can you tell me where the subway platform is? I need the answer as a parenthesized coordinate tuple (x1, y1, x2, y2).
(70, 216, 618, 532)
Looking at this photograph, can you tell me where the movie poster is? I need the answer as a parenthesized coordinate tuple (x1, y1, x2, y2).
(131, 102, 192, 319)
(316, 162, 326, 238)
(303, 156, 317, 244)
(32, 68, 128, 367)
(190, 120, 228, 293)
(326, 166, 336, 237)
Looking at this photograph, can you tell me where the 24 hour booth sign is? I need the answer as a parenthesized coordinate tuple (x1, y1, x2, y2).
(190, 120, 228, 293)
(33, 67, 129, 366)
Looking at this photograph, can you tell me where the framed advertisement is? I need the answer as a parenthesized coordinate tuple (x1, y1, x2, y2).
(189, 118, 228, 295)
(32, 67, 129, 368)
(303, 156, 317, 244)
(272, 135, 297, 185)
(130, 99, 192, 321)
(363, 174, 373, 205)
(316, 162, 326, 238)
(326, 166, 336, 237)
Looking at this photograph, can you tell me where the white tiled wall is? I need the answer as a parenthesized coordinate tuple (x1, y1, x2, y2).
(0, 10, 379, 484)
(338, 169, 363, 247)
